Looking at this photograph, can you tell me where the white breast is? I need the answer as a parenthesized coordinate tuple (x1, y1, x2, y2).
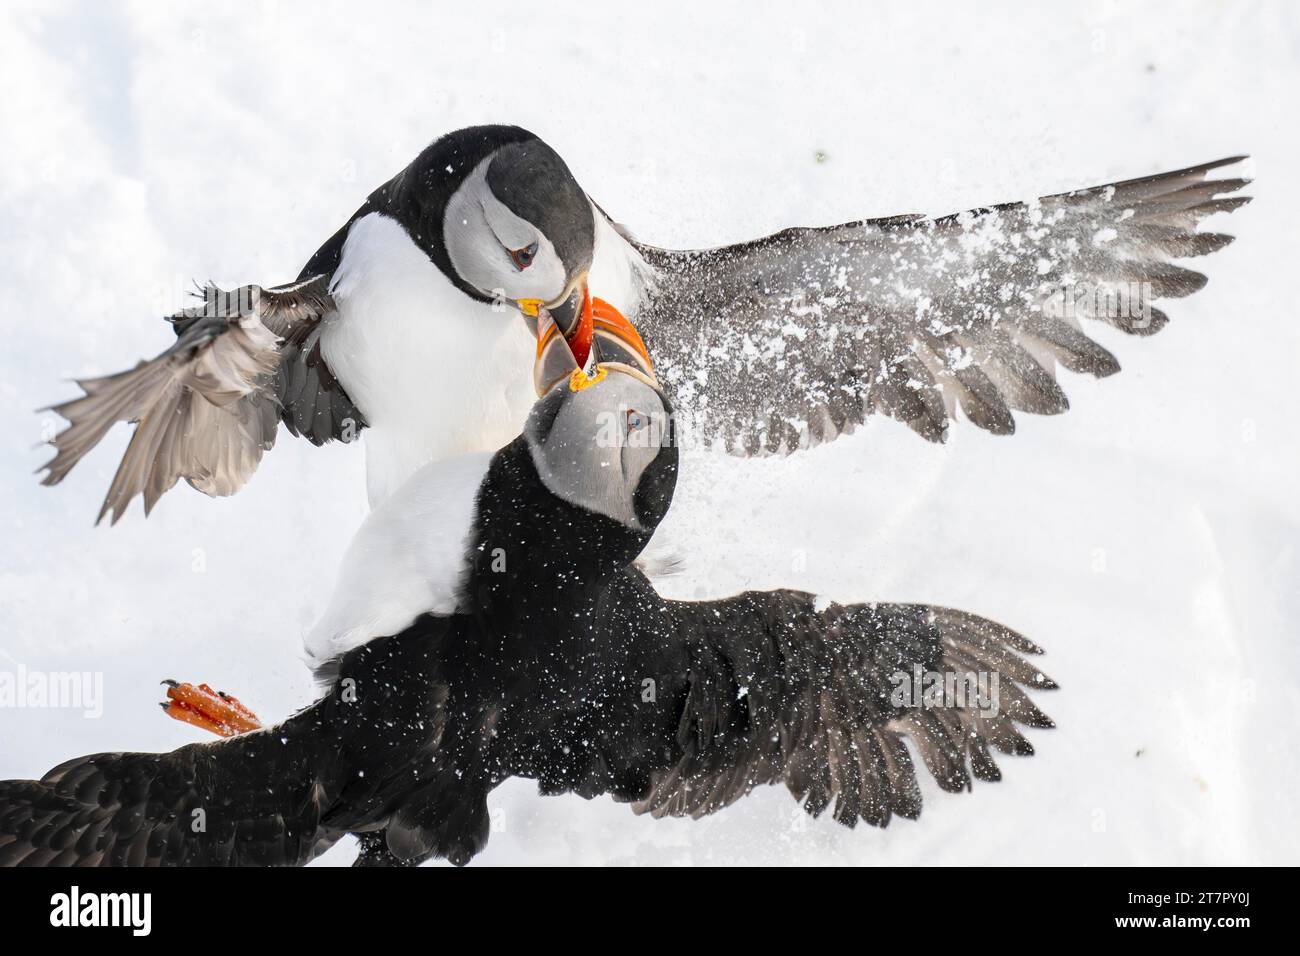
(322, 212, 537, 506)
(588, 204, 654, 319)
(303, 450, 493, 666)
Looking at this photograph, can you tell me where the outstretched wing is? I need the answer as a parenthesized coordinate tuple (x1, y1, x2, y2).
(635, 594, 1055, 828)
(0, 619, 463, 868)
(630, 157, 1251, 452)
(39, 275, 365, 524)
(0, 734, 335, 867)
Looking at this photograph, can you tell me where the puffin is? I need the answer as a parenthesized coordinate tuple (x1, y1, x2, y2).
(0, 339, 1055, 867)
(38, 125, 1249, 520)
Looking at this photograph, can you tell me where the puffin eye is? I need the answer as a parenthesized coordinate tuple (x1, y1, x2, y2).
(509, 242, 538, 271)
(626, 409, 646, 433)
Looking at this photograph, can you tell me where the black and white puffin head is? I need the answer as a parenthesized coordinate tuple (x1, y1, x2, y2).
(372, 125, 654, 384)
(525, 361, 676, 534)
(442, 134, 594, 335)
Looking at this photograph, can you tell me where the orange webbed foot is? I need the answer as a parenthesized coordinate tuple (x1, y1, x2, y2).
(160, 680, 262, 738)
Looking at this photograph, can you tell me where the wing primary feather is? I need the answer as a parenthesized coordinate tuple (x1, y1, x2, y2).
(631, 156, 1248, 452)
(39, 276, 345, 522)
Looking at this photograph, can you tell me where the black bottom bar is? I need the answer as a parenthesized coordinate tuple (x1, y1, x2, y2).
(0, 865, 1275, 942)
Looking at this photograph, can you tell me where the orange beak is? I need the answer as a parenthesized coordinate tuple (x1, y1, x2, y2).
(533, 282, 656, 396)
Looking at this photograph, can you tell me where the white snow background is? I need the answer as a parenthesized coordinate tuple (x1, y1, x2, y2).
(1, 0, 1297, 866)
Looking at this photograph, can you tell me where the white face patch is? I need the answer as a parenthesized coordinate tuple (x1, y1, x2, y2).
(443, 156, 568, 304)
(526, 372, 670, 531)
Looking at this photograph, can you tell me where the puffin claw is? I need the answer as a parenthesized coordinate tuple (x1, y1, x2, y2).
(159, 680, 262, 738)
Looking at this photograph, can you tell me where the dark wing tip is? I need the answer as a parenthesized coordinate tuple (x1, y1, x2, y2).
(1195, 154, 1250, 172)
(1094, 355, 1122, 378)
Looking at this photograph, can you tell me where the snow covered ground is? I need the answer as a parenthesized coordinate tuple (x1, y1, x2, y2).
(1, 0, 1297, 865)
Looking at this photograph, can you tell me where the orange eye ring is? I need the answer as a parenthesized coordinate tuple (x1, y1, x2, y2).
(510, 242, 538, 270)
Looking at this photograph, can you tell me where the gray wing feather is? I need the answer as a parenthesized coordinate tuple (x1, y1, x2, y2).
(39, 275, 357, 523)
(630, 156, 1251, 453)
(276, 323, 362, 445)
(0, 734, 336, 867)
(634, 596, 1055, 827)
